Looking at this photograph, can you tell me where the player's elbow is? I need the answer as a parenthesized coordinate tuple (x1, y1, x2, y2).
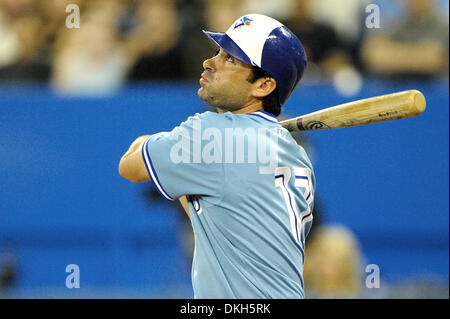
(118, 158, 148, 183)
(118, 159, 133, 181)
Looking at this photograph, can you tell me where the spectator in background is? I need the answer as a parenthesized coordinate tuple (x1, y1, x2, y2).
(37, 0, 87, 79)
(284, 0, 350, 77)
(39, 0, 84, 39)
(179, 0, 246, 82)
(52, 0, 184, 95)
(303, 225, 364, 298)
(0, 243, 18, 297)
(307, 0, 368, 69)
(51, 1, 131, 96)
(0, 0, 48, 82)
(125, 0, 183, 81)
(203, 0, 246, 32)
(241, 0, 296, 22)
(284, 0, 365, 96)
(361, 0, 449, 79)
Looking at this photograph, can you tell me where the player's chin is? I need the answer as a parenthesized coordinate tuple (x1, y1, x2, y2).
(197, 87, 207, 100)
(197, 89, 217, 106)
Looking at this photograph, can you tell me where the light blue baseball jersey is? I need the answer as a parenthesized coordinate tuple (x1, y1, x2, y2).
(141, 110, 315, 298)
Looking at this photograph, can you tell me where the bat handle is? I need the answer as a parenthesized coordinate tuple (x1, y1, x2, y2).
(280, 117, 306, 131)
(279, 118, 298, 131)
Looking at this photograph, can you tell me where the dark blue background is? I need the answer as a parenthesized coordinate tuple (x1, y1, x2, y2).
(0, 79, 448, 297)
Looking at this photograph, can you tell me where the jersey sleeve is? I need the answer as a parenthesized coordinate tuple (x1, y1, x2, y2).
(141, 112, 225, 202)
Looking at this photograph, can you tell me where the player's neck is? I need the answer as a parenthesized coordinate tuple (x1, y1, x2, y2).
(217, 102, 264, 115)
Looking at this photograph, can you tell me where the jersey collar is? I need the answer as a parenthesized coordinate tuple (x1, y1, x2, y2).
(246, 110, 279, 124)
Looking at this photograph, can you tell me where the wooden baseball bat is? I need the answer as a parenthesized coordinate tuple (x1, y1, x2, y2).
(280, 90, 426, 131)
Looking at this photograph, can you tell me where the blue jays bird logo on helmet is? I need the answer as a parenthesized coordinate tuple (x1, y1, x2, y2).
(233, 16, 253, 29)
(203, 14, 307, 105)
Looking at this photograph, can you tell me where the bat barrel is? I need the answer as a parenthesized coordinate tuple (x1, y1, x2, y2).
(410, 89, 426, 115)
(280, 89, 426, 131)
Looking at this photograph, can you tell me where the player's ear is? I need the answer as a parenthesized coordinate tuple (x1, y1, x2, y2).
(252, 77, 277, 99)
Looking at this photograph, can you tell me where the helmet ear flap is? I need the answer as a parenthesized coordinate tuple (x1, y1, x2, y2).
(259, 26, 307, 105)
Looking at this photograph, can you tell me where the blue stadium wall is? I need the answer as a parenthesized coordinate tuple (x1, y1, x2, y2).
(0, 79, 448, 297)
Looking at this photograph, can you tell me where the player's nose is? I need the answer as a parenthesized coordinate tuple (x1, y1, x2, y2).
(202, 56, 215, 72)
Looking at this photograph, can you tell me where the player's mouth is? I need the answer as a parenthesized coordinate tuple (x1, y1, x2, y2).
(199, 73, 209, 85)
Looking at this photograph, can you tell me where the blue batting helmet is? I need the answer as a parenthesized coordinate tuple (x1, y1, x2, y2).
(203, 14, 307, 105)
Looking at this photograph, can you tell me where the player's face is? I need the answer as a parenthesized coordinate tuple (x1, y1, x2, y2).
(198, 49, 255, 111)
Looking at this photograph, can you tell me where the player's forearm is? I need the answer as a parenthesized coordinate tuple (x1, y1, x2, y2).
(119, 135, 151, 183)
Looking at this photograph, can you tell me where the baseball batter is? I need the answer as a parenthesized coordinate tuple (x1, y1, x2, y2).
(119, 14, 315, 298)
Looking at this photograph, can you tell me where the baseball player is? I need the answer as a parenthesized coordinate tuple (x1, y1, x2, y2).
(119, 14, 315, 299)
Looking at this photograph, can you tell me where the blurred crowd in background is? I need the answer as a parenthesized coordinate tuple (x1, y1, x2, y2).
(0, 0, 448, 96)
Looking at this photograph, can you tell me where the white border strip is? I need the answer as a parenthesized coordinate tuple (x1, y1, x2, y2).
(252, 111, 278, 123)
